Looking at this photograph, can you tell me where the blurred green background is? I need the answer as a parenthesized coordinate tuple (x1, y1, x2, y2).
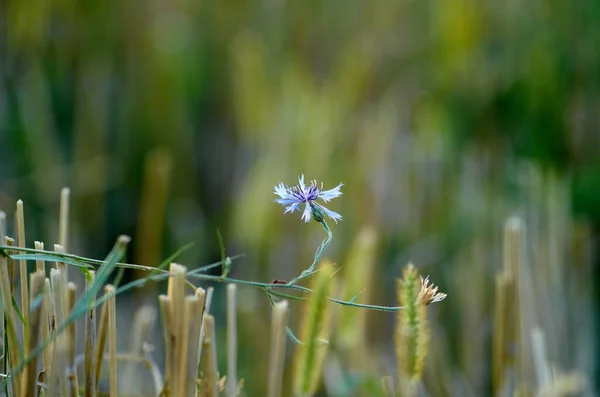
(0, 0, 598, 395)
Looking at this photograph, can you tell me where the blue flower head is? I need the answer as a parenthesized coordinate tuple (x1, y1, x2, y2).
(274, 175, 343, 223)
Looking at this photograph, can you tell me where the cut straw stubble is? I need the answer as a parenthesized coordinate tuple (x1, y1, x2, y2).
(158, 295, 173, 396)
(160, 284, 206, 397)
(16, 200, 29, 331)
(201, 315, 219, 397)
(0, 220, 21, 395)
(267, 300, 289, 397)
(0, 212, 4, 376)
(178, 290, 205, 397)
(41, 278, 53, 382)
(94, 285, 110, 392)
(196, 286, 214, 369)
(67, 282, 79, 397)
(5, 237, 17, 298)
(84, 271, 96, 397)
(54, 244, 67, 293)
(34, 241, 45, 272)
(49, 267, 69, 397)
(106, 285, 117, 397)
(59, 187, 70, 252)
(22, 270, 45, 397)
(167, 263, 187, 396)
(226, 284, 237, 397)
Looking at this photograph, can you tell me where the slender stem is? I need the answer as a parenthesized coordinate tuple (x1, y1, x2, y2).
(1, 245, 401, 317)
(289, 220, 332, 285)
(0, 245, 240, 274)
(1, 244, 402, 311)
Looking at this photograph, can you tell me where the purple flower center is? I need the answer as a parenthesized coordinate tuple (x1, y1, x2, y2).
(292, 180, 322, 202)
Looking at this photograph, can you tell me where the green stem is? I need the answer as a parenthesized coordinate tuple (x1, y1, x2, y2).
(289, 220, 332, 285)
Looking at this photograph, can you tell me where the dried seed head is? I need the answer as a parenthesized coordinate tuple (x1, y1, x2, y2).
(417, 276, 447, 305)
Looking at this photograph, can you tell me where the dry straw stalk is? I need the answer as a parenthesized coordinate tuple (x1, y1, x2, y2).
(95, 285, 110, 392)
(167, 262, 187, 396)
(21, 270, 45, 397)
(201, 314, 219, 397)
(267, 300, 289, 397)
(16, 200, 29, 330)
(84, 271, 96, 397)
(67, 282, 79, 397)
(0, 221, 21, 395)
(226, 283, 238, 397)
(106, 285, 118, 397)
(158, 294, 173, 395)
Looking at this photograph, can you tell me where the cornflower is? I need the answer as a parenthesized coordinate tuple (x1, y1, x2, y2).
(274, 175, 343, 223)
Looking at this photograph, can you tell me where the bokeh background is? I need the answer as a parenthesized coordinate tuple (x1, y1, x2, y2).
(0, 0, 598, 396)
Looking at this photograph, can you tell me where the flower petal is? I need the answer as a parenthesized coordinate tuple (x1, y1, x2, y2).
(298, 174, 305, 189)
(301, 203, 312, 223)
(274, 182, 293, 199)
(315, 203, 342, 223)
(318, 182, 343, 202)
(284, 202, 300, 214)
(275, 198, 298, 206)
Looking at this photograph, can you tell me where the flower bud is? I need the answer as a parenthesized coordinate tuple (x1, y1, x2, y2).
(310, 204, 325, 222)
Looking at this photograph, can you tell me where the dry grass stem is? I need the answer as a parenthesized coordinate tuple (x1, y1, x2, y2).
(106, 284, 117, 397)
(189, 288, 206, 395)
(5, 237, 17, 308)
(158, 294, 173, 395)
(167, 263, 187, 396)
(67, 282, 79, 397)
(0, 226, 22, 395)
(226, 283, 237, 397)
(53, 245, 67, 297)
(41, 278, 53, 371)
(0, 266, 3, 377)
(16, 200, 29, 329)
(0, 211, 4, 375)
(177, 295, 202, 397)
(50, 268, 69, 396)
(201, 314, 219, 397)
(267, 300, 289, 397)
(84, 271, 96, 397)
(34, 241, 45, 273)
(59, 187, 70, 251)
(94, 286, 110, 392)
(197, 286, 214, 367)
(22, 270, 45, 397)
